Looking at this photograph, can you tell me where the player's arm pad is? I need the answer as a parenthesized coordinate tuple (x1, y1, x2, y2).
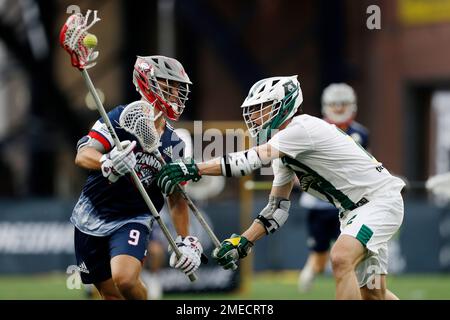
(220, 148, 262, 177)
(76, 135, 106, 153)
(255, 196, 291, 234)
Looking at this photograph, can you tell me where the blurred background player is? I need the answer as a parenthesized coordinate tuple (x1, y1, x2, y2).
(298, 83, 370, 293)
(72, 55, 203, 300)
(140, 211, 168, 300)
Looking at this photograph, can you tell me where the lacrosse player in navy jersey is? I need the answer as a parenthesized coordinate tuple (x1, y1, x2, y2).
(72, 56, 203, 300)
(298, 83, 370, 293)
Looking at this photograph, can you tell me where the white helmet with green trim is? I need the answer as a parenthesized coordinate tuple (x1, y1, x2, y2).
(241, 75, 303, 142)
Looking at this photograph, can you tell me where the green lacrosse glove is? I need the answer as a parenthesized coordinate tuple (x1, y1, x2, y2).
(212, 234, 254, 270)
(156, 158, 201, 195)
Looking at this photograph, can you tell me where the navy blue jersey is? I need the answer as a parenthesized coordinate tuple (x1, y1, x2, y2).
(346, 121, 369, 150)
(71, 105, 185, 236)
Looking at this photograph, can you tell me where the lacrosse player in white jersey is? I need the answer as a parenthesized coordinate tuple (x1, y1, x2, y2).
(157, 75, 405, 300)
(298, 83, 370, 293)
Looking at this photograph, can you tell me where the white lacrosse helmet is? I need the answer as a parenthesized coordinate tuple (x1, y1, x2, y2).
(241, 75, 303, 141)
(133, 55, 192, 121)
(321, 83, 357, 126)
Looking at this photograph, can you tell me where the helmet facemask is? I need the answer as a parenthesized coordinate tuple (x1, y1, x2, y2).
(241, 76, 302, 144)
(243, 100, 282, 138)
(149, 77, 190, 121)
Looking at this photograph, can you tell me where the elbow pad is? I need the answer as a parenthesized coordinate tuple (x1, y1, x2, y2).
(255, 196, 290, 234)
(76, 135, 91, 152)
(76, 135, 106, 153)
(220, 148, 262, 177)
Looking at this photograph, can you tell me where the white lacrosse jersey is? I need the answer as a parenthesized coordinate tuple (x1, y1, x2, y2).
(299, 120, 370, 210)
(268, 115, 405, 212)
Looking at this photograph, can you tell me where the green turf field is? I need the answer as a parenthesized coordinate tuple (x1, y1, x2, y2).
(0, 272, 449, 300)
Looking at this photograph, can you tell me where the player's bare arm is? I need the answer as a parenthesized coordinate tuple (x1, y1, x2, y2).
(75, 139, 137, 183)
(75, 146, 102, 170)
(157, 142, 285, 195)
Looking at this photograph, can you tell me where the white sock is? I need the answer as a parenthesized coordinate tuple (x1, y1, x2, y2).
(141, 270, 163, 300)
(298, 264, 316, 293)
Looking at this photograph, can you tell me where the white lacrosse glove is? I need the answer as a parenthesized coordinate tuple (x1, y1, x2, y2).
(100, 140, 137, 183)
(169, 235, 203, 276)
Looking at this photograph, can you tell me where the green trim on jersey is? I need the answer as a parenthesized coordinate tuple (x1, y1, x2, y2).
(281, 156, 357, 211)
(346, 214, 357, 225)
(356, 224, 373, 247)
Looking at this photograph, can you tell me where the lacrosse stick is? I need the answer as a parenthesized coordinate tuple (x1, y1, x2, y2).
(426, 172, 450, 199)
(60, 11, 197, 282)
(119, 101, 238, 271)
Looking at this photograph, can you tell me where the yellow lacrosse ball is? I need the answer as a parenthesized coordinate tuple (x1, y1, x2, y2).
(83, 33, 98, 49)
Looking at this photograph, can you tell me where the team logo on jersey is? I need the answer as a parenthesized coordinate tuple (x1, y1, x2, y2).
(298, 173, 315, 192)
(135, 151, 162, 187)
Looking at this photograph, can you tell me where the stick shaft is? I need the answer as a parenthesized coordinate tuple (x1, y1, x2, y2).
(81, 69, 197, 282)
(154, 151, 238, 271)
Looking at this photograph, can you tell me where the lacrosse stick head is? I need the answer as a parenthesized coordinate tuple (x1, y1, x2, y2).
(59, 10, 101, 70)
(133, 56, 192, 121)
(119, 101, 161, 153)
